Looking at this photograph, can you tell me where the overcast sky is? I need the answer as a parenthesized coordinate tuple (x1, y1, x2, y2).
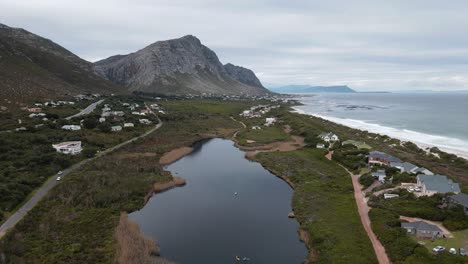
(1, 0, 468, 91)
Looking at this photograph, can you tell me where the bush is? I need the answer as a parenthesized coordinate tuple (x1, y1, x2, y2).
(98, 122, 112, 133)
(82, 147, 98, 158)
(83, 117, 98, 129)
(359, 174, 375, 189)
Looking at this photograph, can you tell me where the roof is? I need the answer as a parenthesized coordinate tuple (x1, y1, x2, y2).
(319, 132, 338, 138)
(449, 193, 468, 207)
(401, 221, 442, 232)
(417, 174, 461, 193)
(368, 151, 401, 163)
(413, 167, 433, 174)
(372, 169, 386, 177)
(391, 162, 419, 172)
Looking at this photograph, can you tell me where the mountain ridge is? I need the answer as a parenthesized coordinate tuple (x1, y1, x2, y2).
(94, 35, 270, 96)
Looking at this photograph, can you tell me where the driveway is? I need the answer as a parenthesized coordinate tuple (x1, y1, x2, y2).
(0, 115, 162, 239)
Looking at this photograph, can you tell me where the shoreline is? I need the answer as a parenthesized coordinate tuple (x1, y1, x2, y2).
(292, 107, 468, 160)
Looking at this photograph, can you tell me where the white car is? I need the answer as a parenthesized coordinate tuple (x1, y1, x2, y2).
(56, 176, 61, 181)
(57, 171, 63, 175)
(408, 187, 415, 192)
(449, 248, 457, 254)
(414, 187, 421, 192)
(433, 246, 445, 253)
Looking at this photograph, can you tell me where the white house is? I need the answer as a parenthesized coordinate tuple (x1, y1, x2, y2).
(124, 123, 134, 128)
(111, 125, 122, 132)
(52, 141, 82, 155)
(62, 125, 81, 131)
(265, 117, 277, 126)
(316, 143, 325, 149)
(318, 132, 339, 142)
(99, 117, 106, 123)
(139, 119, 152, 125)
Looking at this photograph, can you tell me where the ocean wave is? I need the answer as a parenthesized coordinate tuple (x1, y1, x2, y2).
(292, 107, 468, 159)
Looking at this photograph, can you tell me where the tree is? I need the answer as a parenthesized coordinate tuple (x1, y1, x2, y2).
(98, 122, 112, 133)
(83, 117, 98, 129)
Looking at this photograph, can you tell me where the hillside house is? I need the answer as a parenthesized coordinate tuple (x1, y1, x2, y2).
(124, 123, 134, 128)
(52, 141, 82, 155)
(368, 151, 401, 166)
(390, 162, 419, 173)
(111, 125, 122, 132)
(318, 132, 339, 142)
(27, 107, 42, 113)
(139, 119, 152, 125)
(448, 193, 468, 215)
(417, 174, 461, 196)
(264, 117, 277, 126)
(401, 221, 444, 239)
(62, 125, 81, 131)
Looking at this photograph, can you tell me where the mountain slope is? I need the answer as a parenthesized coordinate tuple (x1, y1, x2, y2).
(0, 23, 123, 103)
(94, 35, 270, 95)
(271, 85, 356, 93)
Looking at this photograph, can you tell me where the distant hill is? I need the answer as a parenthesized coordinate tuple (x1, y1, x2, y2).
(0, 23, 123, 104)
(271, 85, 356, 94)
(94, 35, 271, 96)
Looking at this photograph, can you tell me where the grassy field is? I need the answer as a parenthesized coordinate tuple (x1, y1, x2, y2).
(422, 229, 468, 251)
(255, 149, 378, 263)
(236, 125, 291, 145)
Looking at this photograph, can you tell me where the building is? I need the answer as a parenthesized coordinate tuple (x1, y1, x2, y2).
(111, 125, 122, 132)
(318, 132, 339, 142)
(124, 123, 134, 128)
(401, 221, 444, 239)
(411, 167, 434, 175)
(316, 143, 325, 149)
(417, 174, 461, 196)
(139, 119, 152, 125)
(99, 117, 106, 123)
(384, 194, 399, 199)
(264, 117, 277, 126)
(342, 140, 371, 149)
(61, 125, 81, 131)
(27, 107, 42, 113)
(391, 162, 419, 173)
(372, 169, 387, 183)
(368, 151, 401, 166)
(448, 193, 468, 215)
(52, 141, 82, 155)
(252, 126, 261, 130)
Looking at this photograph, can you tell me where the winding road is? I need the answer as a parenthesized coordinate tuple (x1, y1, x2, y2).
(0, 113, 162, 239)
(65, 99, 104, 120)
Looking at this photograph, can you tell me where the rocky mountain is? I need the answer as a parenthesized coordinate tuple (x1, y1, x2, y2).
(271, 85, 356, 94)
(0, 23, 123, 104)
(94, 35, 270, 95)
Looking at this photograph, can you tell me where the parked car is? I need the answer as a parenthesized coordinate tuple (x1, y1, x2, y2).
(449, 248, 457, 254)
(408, 187, 415, 192)
(414, 187, 421, 192)
(433, 246, 445, 253)
(57, 171, 63, 175)
(56, 176, 61, 181)
(460, 248, 467, 256)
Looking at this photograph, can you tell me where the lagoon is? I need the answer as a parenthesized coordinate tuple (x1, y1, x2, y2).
(130, 138, 306, 263)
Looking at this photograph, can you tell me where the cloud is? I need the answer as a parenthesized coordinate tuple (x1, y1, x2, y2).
(1, 0, 467, 91)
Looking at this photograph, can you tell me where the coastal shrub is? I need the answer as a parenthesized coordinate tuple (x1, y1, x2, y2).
(359, 174, 375, 189)
(83, 117, 98, 129)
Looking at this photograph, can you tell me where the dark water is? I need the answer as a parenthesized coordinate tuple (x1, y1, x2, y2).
(129, 139, 306, 264)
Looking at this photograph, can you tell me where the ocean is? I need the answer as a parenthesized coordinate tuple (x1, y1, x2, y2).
(293, 93, 468, 159)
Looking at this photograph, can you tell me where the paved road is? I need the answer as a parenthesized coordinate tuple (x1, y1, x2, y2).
(0, 115, 162, 239)
(65, 99, 105, 120)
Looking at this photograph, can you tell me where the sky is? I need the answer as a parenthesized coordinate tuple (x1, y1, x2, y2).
(1, 0, 468, 91)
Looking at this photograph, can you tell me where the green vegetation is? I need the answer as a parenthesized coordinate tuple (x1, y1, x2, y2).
(369, 190, 468, 231)
(359, 174, 376, 189)
(0, 99, 246, 263)
(236, 125, 290, 145)
(255, 149, 378, 263)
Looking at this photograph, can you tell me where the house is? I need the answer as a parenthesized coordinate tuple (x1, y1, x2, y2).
(391, 162, 419, 173)
(52, 141, 82, 155)
(417, 174, 461, 196)
(61, 125, 81, 131)
(368, 151, 401, 166)
(401, 221, 444, 239)
(316, 143, 325, 149)
(448, 193, 468, 215)
(342, 140, 371, 149)
(132, 111, 145, 116)
(318, 132, 339, 142)
(139, 119, 152, 125)
(111, 125, 122, 132)
(384, 194, 399, 199)
(29, 113, 46, 118)
(264, 117, 277, 126)
(27, 107, 42, 113)
(99, 117, 106, 123)
(252, 126, 261, 130)
(124, 123, 134, 128)
(372, 169, 387, 183)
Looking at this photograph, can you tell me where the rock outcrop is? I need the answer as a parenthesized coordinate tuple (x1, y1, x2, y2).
(94, 35, 270, 95)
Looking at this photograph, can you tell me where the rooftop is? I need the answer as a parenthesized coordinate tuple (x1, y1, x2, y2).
(418, 174, 461, 194)
(368, 151, 401, 163)
(401, 221, 442, 232)
(449, 193, 468, 207)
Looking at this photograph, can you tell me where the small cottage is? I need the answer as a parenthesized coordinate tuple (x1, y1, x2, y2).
(401, 221, 444, 239)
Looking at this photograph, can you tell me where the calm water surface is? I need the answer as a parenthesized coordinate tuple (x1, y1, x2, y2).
(130, 138, 306, 263)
